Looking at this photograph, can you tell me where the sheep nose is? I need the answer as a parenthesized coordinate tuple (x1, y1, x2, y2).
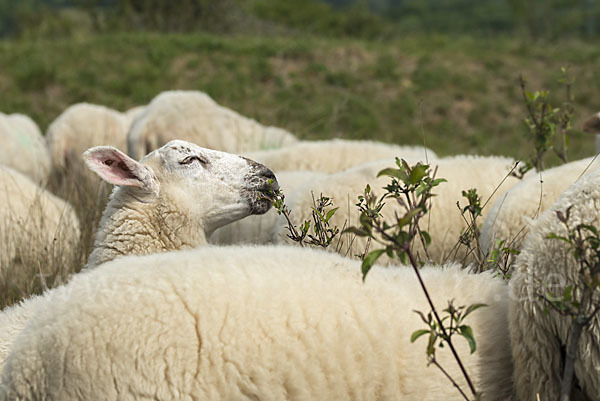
(261, 167, 276, 181)
(261, 167, 279, 190)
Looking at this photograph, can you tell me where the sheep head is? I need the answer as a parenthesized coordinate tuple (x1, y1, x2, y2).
(83, 139, 278, 236)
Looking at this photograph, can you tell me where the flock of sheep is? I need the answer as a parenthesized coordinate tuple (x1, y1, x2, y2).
(0, 89, 599, 400)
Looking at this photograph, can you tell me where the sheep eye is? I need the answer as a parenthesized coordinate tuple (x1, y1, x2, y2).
(179, 155, 207, 166)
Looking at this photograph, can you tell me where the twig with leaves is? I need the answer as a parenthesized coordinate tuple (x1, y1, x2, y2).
(543, 206, 600, 401)
(345, 158, 484, 400)
(263, 181, 340, 248)
(514, 67, 575, 178)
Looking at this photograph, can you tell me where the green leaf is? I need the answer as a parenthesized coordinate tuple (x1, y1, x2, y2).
(325, 207, 339, 222)
(463, 303, 488, 319)
(420, 231, 431, 246)
(398, 251, 408, 264)
(361, 249, 385, 280)
(377, 168, 409, 182)
(409, 164, 429, 185)
(579, 224, 599, 236)
(546, 233, 570, 243)
(427, 332, 437, 356)
(410, 329, 431, 343)
(312, 208, 325, 222)
(343, 227, 371, 237)
(563, 285, 573, 301)
(359, 211, 373, 228)
(385, 246, 394, 258)
(459, 325, 477, 353)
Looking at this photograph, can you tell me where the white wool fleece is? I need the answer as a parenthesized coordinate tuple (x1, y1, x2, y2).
(127, 90, 298, 160)
(0, 166, 80, 274)
(243, 138, 437, 174)
(480, 156, 600, 260)
(274, 154, 522, 265)
(509, 167, 600, 401)
(1, 246, 512, 401)
(0, 113, 50, 184)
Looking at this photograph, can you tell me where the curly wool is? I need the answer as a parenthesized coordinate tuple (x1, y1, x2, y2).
(509, 167, 600, 401)
(1, 245, 512, 401)
(480, 156, 600, 260)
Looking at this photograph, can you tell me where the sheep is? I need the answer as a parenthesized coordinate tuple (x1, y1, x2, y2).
(0, 112, 50, 184)
(243, 138, 437, 173)
(46, 103, 132, 172)
(124, 105, 146, 125)
(583, 111, 600, 153)
(0, 245, 513, 401)
(509, 166, 600, 401)
(272, 155, 521, 265)
(126, 90, 298, 160)
(45, 103, 149, 241)
(0, 165, 81, 289)
(0, 139, 278, 370)
(479, 156, 600, 260)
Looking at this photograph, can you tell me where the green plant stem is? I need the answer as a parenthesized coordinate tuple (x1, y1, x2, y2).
(430, 358, 471, 401)
(405, 247, 478, 399)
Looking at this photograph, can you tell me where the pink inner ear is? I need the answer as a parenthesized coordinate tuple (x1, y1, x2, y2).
(83, 147, 145, 188)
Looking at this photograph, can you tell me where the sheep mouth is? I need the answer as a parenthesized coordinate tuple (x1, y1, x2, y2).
(245, 180, 279, 215)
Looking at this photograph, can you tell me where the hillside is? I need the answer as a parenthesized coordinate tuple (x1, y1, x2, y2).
(1, 32, 599, 162)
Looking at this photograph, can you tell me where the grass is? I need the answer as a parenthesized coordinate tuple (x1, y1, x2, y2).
(0, 32, 599, 163)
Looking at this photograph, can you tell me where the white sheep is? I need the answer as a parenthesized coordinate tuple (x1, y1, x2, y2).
(0, 245, 513, 401)
(273, 155, 521, 265)
(126, 90, 298, 160)
(243, 138, 437, 173)
(45, 102, 132, 176)
(0, 112, 50, 184)
(509, 166, 600, 401)
(123, 105, 146, 126)
(0, 139, 278, 370)
(479, 156, 600, 258)
(0, 165, 80, 283)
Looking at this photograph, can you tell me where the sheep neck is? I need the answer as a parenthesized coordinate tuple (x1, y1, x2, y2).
(87, 193, 207, 268)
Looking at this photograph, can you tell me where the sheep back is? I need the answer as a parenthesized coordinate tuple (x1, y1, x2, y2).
(126, 90, 297, 160)
(243, 139, 437, 174)
(480, 156, 600, 258)
(1, 246, 511, 401)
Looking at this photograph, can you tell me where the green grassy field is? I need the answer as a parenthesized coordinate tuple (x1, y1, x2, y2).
(1, 32, 599, 162)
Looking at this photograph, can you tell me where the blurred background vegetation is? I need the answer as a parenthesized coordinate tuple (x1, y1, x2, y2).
(0, 0, 599, 162)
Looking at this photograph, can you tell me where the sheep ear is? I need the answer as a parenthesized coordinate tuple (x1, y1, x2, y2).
(82, 146, 159, 196)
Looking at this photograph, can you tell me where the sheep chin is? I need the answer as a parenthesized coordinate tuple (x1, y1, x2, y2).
(244, 189, 273, 215)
